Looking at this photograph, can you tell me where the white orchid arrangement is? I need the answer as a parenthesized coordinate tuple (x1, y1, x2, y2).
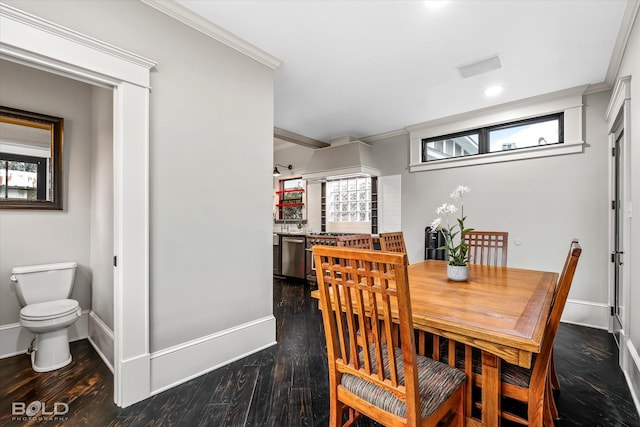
(429, 185, 473, 266)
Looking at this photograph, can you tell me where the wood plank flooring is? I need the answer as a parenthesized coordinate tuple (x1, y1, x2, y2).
(1, 278, 638, 426)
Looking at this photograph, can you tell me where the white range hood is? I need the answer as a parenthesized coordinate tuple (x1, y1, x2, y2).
(301, 139, 381, 181)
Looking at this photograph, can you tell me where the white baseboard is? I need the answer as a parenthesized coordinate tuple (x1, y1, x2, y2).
(0, 310, 89, 359)
(88, 311, 114, 373)
(561, 299, 609, 330)
(622, 337, 640, 417)
(149, 315, 276, 395)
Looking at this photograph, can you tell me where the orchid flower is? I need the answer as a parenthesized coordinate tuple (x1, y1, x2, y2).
(450, 185, 470, 200)
(429, 186, 474, 266)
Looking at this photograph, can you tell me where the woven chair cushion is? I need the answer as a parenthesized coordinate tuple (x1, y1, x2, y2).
(341, 345, 466, 419)
(439, 342, 532, 388)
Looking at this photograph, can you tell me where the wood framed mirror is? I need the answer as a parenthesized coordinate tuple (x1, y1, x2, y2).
(0, 106, 64, 209)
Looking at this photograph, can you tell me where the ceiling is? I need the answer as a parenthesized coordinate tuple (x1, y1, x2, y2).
(176, 0, 630, 145)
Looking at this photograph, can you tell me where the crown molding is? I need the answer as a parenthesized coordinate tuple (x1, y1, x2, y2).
(605, 0, 640, 86)
(583, 81, 612, 95)
(140, 0, 281, 70)
(360, 128, 408, 144)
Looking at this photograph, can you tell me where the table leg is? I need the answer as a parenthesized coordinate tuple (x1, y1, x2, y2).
(481, 351, 501, 427)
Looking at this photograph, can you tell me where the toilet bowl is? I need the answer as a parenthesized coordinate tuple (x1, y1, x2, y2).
(20, 299, 81, 372)
(10, 262, 80, 372)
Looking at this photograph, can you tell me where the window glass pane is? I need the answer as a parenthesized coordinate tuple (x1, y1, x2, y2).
(420, 113, 564, 165)
(423, 133, 479, 161)
(0, 158, 40, 199)
(279, 177, 304, 220)
(327, 177, 371, 223)
(0, 160, 6, 199)
(489, 118, 560, 152)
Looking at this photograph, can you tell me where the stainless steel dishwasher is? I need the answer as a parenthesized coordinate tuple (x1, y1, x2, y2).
(281, 235, 306, 279)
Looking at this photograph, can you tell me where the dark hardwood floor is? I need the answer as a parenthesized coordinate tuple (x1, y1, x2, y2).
(1, 278, 639, 426)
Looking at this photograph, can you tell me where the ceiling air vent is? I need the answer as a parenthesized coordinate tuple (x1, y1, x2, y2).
(457, 55, 502, 79)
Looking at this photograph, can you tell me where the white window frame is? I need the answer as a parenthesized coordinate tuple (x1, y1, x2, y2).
(407, 87, 585, 172)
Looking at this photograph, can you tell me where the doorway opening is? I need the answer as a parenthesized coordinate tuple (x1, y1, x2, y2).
(0, 3, 155, 407)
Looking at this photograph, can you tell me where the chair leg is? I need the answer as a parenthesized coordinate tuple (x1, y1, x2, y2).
(546, 375, 559, 420)
(342, 407, 360, 427)
(329, 400, 342, 427)
(457, 385, 466, 427)
(544, 394, 556, 427)
(549, 348, 560, 393)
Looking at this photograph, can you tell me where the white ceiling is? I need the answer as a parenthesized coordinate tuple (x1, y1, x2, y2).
(176, 0, 629, 144)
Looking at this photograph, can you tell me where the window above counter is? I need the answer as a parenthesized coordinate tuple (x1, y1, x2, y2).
(275, 176, 305, 223)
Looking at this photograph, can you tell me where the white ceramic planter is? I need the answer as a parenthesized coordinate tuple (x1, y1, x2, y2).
(447, 264, 469, 282)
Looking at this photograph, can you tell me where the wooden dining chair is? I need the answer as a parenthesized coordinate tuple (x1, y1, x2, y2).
(314, 246, 467, 427)
(471, 240, 582, 426)
(463, 231, 509, 267)
(379, 231, 407, 254)
(546, 239, 583, 416)
(336, 233, 374, 249)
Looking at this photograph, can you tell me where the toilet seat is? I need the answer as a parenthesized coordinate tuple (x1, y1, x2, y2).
(20, 299, 80, 321)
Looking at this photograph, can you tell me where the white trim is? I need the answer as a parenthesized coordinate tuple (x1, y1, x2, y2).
(1, 3, 154, 407)
(88, 311, 114, 373)
(561, 299, 610, 330)
(140, 0, 281, 70)
(149, 315, 276, 394)
(605, 76, 633, 378)
(622, 337, 640, 417)
(407, 86, 585, 172)
(409, 140, 584, 172)
(0, 310, 90, 359)
(605, 0, 640, 86)
(112, 82, 151, 407)
(0, 4, 156, 87)
(605, 76, 632, 126)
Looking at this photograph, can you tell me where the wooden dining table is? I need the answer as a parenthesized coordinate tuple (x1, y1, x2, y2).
(311, 259, 558, 427)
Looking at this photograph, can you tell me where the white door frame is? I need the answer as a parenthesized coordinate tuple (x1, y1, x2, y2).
(605, 75, 632, 368)
(0, 4, 155, 407)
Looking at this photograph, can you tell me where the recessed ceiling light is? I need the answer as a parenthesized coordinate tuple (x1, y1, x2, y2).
(485, 85, 503, 96)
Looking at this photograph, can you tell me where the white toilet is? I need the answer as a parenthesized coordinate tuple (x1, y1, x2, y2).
(10, 262, 81, 372)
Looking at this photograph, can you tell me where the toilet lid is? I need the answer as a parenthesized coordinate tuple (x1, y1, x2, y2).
(20, 299, 80, 321)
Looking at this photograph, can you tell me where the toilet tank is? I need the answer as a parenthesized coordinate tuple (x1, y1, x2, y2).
(10, 262, 78, 306)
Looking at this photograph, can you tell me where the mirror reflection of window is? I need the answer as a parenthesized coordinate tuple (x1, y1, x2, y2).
(0, 155, 48, 200)
(0, 106, 63, 209)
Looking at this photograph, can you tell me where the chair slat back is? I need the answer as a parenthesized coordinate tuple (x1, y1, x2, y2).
(337, 233, 374, 249)
(464, 231, 509, 266)
(530, 240, 581, 392)
(313, 246, 420, 422)
(379, 231, 407, 254)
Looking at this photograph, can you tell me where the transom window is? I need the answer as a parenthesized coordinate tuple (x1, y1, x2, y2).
(422, 113, 563, 162)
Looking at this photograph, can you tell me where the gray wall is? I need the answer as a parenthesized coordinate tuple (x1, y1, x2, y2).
(0, 60, 93, 324)
(370, 90, 610, 304)
(3, 0, 276, 353)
